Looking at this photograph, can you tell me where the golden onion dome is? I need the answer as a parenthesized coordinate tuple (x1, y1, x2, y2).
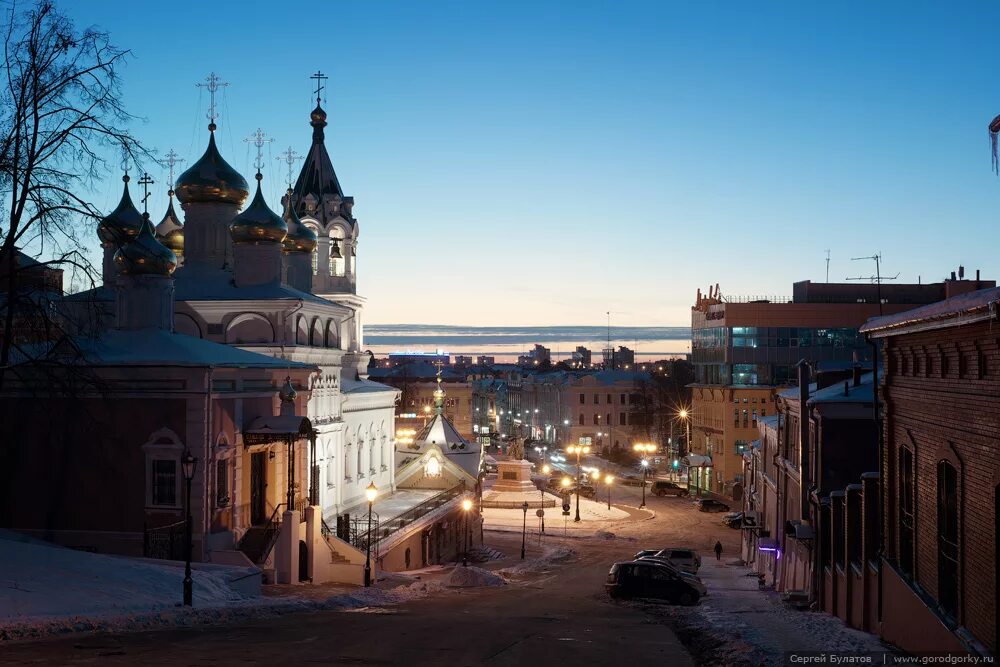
(97, 175, 145, 246)
(229, 173, 287, 245)
(114, 217, 178, 276)
(310, 104, 327, 125)
(281, 189, 317, 253)
(174, 129, 249, 207)
(154, 192, 184, 256)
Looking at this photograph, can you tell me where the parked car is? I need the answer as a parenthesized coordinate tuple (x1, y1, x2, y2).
(695, 499, 731, 513)
(575, 484, 596, 499)
(651, 481, 689, 497)
(722, 512, 743, 529)
(633, 549, 660, 560)
(652, 548, 701, 574)
(635, 558, 707, 591)
(605, 560, 703, 604)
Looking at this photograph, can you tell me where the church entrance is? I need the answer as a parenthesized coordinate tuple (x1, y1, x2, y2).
(251, 452, 267, 525)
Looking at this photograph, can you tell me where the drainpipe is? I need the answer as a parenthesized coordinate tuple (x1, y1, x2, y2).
(797, 360, 810, 524)
(204, 366, 214, 561)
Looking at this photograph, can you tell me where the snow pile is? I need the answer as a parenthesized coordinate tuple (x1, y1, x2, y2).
(594, 530, 616, 540)
(394, 579, 446, 598)
(0, 536, 251, 624)
(444, 566, 507, 588)
(498, 546, 576, 577)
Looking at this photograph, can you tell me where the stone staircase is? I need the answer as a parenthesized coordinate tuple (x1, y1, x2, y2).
(238, 526, 276, 564)
(468, 545, 504, 563)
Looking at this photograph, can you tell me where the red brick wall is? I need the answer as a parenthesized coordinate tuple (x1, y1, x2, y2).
(879, 320, 999, 651)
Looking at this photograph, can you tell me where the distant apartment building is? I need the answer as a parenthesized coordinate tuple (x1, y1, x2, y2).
(454, 355, 474, 367)
(572, 346, 592, 367)
(518, 344, 551, 367)
(386, 351, 450, 367)
(602, 345, 635, 370)
(690, 273, 994, 499)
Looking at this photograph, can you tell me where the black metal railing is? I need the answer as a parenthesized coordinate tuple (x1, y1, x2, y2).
(237, 503, 286, 564)
(349, 512, 381, 557)
(362, 482, 466, 548)
(143, 520, 186, 560)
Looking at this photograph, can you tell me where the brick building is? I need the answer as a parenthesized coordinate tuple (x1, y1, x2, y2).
(861, 286, 1000, 655)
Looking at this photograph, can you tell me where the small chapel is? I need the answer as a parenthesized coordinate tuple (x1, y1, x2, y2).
(0, 73, 479, 585)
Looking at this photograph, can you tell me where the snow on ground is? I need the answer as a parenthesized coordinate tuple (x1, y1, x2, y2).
(636, 557, 890, 666)
(482, 496, 629, 536)
(496, 545, 577, 577)
(444, 566, 506, 588)
(0, 533, 451, 642)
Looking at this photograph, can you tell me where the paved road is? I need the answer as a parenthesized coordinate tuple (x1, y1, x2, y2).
(0, 483, 740, 666)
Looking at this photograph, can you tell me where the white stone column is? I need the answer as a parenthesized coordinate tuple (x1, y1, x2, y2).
(305, 505, 320, 582)
(275, 509, 299, 584)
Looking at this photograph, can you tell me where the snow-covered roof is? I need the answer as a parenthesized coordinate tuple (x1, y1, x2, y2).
(808, 373, 874, 404)
(342, 377, 397, 394)
(860, 286, 1000, 337)
(18, 329, 315, 369)
(171, 265, 330, 304)
(411, 412, 482, 479)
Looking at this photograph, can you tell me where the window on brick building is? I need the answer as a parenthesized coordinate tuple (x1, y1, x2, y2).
(151, 460, 177, 507)
(593, 414, 600, 426)
(619, 413, 626, 425)
(606, 413, 611, 426)
(579, 414, 585, 425)
(937, 460, 959, 619)
(579, 393, 585, 404)
(593, 394, 599, 404)
(606, 393, 612, 404)
(899, 447, 914, 577)
(216, 459, 230, 508)
(620, 394, 626, 405)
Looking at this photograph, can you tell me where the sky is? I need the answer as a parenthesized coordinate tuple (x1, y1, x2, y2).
(54, 0, 1000, 326)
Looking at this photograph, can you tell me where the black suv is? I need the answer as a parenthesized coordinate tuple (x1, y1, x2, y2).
(605, 561, 702, 604)
(651, 481, 689, 497)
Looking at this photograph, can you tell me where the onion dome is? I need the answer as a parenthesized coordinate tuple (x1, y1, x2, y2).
(229, 173, 287, 244)
(279, 376, 297, 402)
(154, 191, 184, 256)
(281, 189, 317, 253)
(174, 129, 249, 207)
(97, 175, 144, 246)
(114, 216, 178, 276)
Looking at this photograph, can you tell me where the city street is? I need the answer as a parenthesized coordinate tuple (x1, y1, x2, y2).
(0, 480, 734, 666)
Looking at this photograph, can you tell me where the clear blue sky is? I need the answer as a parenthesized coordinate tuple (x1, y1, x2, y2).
(61, 0, 1000, 326)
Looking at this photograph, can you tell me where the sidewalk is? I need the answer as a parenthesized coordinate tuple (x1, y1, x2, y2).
(482, 496, 650, 537)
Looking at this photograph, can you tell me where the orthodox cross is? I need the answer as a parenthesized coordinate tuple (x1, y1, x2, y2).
(137, 172, 154, 217)
(244, 128, 274, 173)
(276, 146, 301, 188)
(196, 72, 229, 128)
(163, 149, 183, 187)
(310, 70, 328, 105)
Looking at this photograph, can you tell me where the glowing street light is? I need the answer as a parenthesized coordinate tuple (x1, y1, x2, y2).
(604, 474, 614, 510)
(633, 442, 657, 509)
(461, 498, 473, 567)
(364, 482, 377, 586)
(566, 444, 591, 522)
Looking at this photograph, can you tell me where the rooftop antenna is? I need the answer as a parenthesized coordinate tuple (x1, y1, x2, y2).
(244, 128, 274, 174)
(276, 147, 302, 190)
(847, 253, 898, 316)
(825, 249, 831, 283)
(196, 72, 228, 130)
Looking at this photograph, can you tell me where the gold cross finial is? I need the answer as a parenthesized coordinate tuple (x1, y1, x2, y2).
(276, 146, 301, 189)
(244, 128, 274, 174)
(196, 72, 229, 130)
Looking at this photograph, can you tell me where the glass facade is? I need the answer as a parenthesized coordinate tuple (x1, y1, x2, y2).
(693, 325, 871, 386)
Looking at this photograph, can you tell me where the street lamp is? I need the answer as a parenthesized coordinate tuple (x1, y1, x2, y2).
(461, 498, 473, 567)
(604, 474, 614, 510)
(181, 450, 196, 607)
(566, 444, 590, 522)
(364, 482, 377, 587)
(521, 501, 529, 560)
(633, 442, 656, 509)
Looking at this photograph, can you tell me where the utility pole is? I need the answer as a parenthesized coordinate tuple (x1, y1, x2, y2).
(848, 254, 898, 317)
(825, 249, 830, 283)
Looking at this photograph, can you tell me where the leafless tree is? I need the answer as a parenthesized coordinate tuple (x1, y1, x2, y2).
(0, 0, 148, 391)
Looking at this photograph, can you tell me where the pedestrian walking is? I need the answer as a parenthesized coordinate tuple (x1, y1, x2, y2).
(714, 540, 723, 561)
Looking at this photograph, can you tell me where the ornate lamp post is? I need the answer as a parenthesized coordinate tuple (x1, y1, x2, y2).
(181, 450, 196, 607)
(604, 474, 614, 510)
(461, 498, 473, 566)
(364, 482, 377, 587)
(633, 442, 656, 509)
(566, 444, 590, 522)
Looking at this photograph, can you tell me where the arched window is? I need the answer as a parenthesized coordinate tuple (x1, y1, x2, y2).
(937, 460, 959, 618)
(326, 453, 335, 488)
(345, 443, 352, 480)
(329, 228, 345, 277)
(369, 438, 375, 475)
(381, 434, 388, 471)
(357, 439, 364, 479)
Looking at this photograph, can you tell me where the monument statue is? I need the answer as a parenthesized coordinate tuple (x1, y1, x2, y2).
(507, 437, 524, 461)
